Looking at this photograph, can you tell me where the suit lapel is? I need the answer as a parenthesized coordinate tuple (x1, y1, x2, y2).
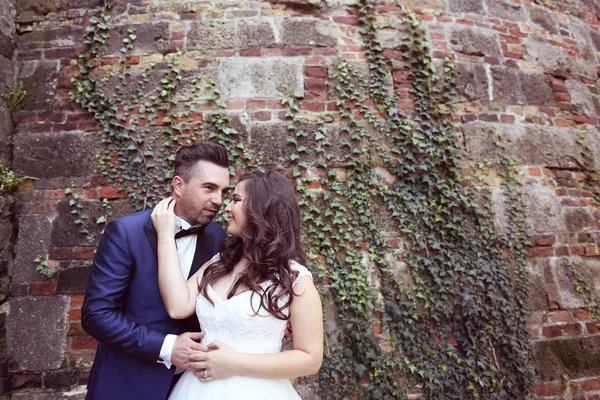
(143, 223, 158, 258)
(189, 231, 216, 279)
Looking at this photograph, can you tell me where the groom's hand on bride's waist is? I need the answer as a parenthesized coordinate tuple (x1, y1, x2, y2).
(171, 332, 208, 370)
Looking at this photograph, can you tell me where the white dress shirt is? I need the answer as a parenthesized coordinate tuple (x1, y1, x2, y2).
(158, 216, 198, 370)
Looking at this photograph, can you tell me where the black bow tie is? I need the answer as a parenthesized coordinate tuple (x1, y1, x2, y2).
(174, 225, 205, 239)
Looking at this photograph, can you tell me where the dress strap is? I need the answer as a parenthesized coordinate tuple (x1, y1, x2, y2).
(290, 261, 312, 287)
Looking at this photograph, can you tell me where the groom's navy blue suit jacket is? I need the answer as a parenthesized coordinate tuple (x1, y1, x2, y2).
(81, 209, 226, 400)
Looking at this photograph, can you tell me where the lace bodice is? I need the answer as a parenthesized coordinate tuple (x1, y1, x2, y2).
(195, 260, 312, 354)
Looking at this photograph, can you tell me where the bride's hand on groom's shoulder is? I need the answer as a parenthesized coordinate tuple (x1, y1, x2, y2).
(151, 197, 177, 237)
(189, 341, 239, 382)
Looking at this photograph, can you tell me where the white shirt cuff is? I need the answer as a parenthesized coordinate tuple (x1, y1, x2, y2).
(158, 334, 177, 369)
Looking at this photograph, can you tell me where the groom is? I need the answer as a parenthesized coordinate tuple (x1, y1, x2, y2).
(81, 143, 231, 399)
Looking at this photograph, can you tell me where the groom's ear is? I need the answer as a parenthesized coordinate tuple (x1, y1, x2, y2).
(172, 175, 184, 198)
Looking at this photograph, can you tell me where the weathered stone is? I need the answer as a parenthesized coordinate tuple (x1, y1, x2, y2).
(7, 296, 69, 371)
(0, 101, 11, 165)
(12, 133, 98, 179)
(17, 0, 60, 15)
(61, 0, 103, 8)
(535, 336, 600, 381)
(455, 63, 489, 102)
(0, 32, 14, 59)
(0, 0, 16, 38)
(523, 35, 597, 78)
(449, 28, 501, 57)
(490, 66, 520, 104)
(563, 209, 595, 231)
(546, 257, 586, 309)
(13, 215, 52, 284)
(448, 0, 484, 14)
(0, 55, 15, 94)
(591, 29, 600, 53)
(12, 389, 87, 400)
(526, 259, 547, 311)
(219, 57, 304, 99)
(17, 60, 58, 111)
(44, 368, 81, 389)
(529, 7, 558, 35)
(525, 186, 565, 233)
(281, 19, 339, 47)
(519, 71, 554, 106)
(51, 199, 131, 248)
(56, 266, 90, 294)
(485, 0, 526, 21)
(188, 20, 276, 51)
(566, 79, 596, 115)
(17, 27, 84, 50)
(104, 23, 170, 56)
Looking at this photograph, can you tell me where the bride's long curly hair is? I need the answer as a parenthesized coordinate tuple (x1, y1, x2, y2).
(198, 171, 306, 320)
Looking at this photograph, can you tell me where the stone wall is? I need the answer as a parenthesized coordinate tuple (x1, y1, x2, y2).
(0, 0, 17, 397)
(3, 0, 600, 399)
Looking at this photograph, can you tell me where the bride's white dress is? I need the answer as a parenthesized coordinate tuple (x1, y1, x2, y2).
(168, 260, 311, 400)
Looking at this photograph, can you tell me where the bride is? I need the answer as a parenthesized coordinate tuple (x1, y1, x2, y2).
(151, 171, 323, 399)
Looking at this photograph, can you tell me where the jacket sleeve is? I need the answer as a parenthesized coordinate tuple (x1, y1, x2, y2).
(81, 219, 166, 363)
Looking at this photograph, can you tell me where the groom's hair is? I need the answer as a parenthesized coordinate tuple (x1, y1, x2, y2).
(174, 143, 229, 182)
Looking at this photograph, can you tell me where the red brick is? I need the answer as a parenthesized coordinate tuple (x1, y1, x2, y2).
(557, 102, 573, 112)
(74, 247, 95, 260)
(372, 322, 382, 335)
(261, 48, 284, 56)
(68, 322, 86, 336)
(29, 283, 57, 296)
(383, 49, 403, 60)
(563, 323, 582, 336)
(552, 82, 568, 92)
(528, 167, 542, 177)
(313, 47, 338, 56)
(70, 295, 85, 309)
(302, 102, 325, 112)
(240, 48, 261, 57)
(100, 57, 120, 65)
(583, 378, 600, 391)
(548, 311, 571, 323)
(484, 56, 500, 64)
(285, 47, 311, 56)
(305, 91, 327, 101)
(535, 384, 556, 397)
(542, 325, 562, 338)
(573, 115, 588, 124)
(532, 234, 555, 246)
(171, 32, 184, 40)
(570, 245, 585, 256)
(554, 119, 570, 127)
(225, 100, 243, 110)
(305, 66, 327, 78)
(71, 336, 98, 350)
(555, 188, 568, 196)
(99, 187, 122, 199)
(457, 19, 474, 26)
(126, 56, 140, 65)
(539, 107, 556, 117)
(44, 47, 83, 59)
(332, 16, 360, 25)
(500, 114, 515, 124)
(528, 247, 554, 257)
(266, 100, 286, 109)
(574, 309, 591, 321)
(305, 79, 326, 90)
(556, 246, 569, 256)
(251, 111, 271, 121)
(11, 284, 27, 297)
(246, 100, 266, 109)
(587, 322, 600, 334)
(49, 247, 72, 260)
(69, 309, 82, 321)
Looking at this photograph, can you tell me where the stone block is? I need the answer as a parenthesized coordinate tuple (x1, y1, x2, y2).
(449, 28, 501, 57)
(591, 29, 600, 53)
(56, 266, 91, 295)
(529, 7, 558, 35)
(490, 66, 521, 104)
(485, 0, 526, 21)
(0, 0, 16, 38)
(535, 336, 600, 381)
(44, 368, 80, 389)
(17, 27, 84, 50)
(17, 60, 58, 111)
(103, 23, 170, 56)
(523, 36, 597, 79)
(454, 62, 489, 102)
(0, 101, 11, 164)
(0, 32, 14, 59)
(566, 79, 596, 115)
(524, 186, 564, 233)
(17, 0, 60, 15)
(12, 132, 98, 179)
(219, 57, 304, 99)
(61, 0, 103, 8)
(7, 296, 69, 371)
(0, 55, 15, 94)
(13, 215, 52, 285)
(188, 20, 276, 51)
(281, 19, 339, 47)
(448, 0, 484, 14)
(527, 259, 548, 311)
(519, 71, 554, 106)
(546, 257, 587, 309)
(563, 209, 595, 232)
(51, 199, 131, 248)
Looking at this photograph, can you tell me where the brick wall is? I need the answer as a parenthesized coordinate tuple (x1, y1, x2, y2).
(3, 0, 600, 399)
